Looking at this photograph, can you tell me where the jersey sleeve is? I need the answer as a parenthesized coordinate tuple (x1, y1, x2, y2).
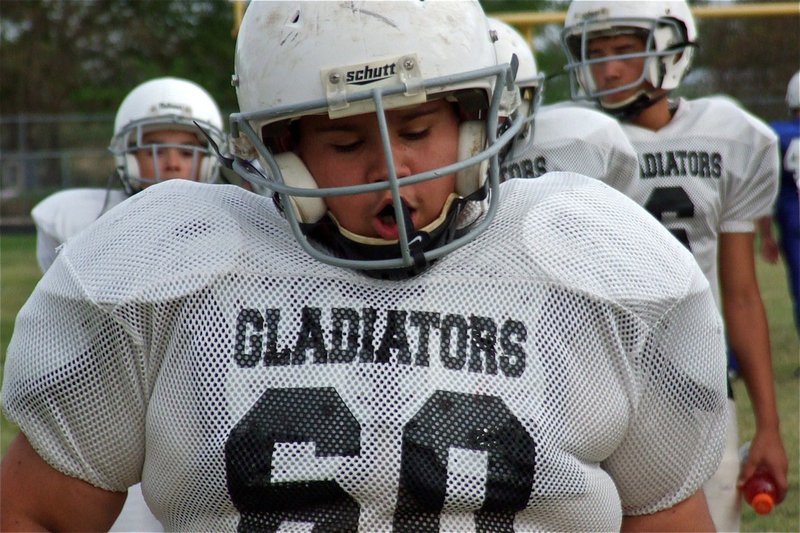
(30, 189, 128, 274)
(601, 268, 728, 516)
(1, 256, 149, 492)
(4, 181, 244, 493)
(31, 193, 64, 273)
(720, 114, 780, 232)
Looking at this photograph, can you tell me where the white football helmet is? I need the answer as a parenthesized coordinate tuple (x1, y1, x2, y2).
(787, 71, 800, 111)
(230, 0, 522, 277)
(488, 18, 544, 133)
(561, 0, 697, 116)
(109, 77, 225, 194)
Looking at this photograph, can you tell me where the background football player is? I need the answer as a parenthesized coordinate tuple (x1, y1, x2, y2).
(759, 71, 800, 340)
(30, 76, 225, 273)
(27, 75, 224, 532)
(561, 1, 788, 529)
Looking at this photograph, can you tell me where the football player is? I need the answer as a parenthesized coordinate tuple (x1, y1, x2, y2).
(561, 1, 788, 529)
(2, 1, 727, 530)
(489, 18, 639, 192)
(759, 71, 800, 336)
(30, 76, 225, 273)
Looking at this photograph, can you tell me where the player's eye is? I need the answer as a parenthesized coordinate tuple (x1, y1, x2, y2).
(587, 48, 608, 60)
(402, 128, 430, 141)
(332, 140, 363, 153)
(615, 45, 640, 55)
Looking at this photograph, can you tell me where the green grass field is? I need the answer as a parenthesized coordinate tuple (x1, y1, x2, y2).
(1, 231, 798, 530)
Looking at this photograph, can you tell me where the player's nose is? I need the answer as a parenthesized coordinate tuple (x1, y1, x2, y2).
(366, 140, 412, 186)
(161, 147, 183, 170)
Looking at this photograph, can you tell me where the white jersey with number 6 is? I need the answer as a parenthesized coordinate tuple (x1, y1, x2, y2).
(619, 96, 779, 307)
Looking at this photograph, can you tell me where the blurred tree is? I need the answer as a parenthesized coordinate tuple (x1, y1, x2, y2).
(682, 2, 799, 120)
(0, 0, 237, 114)
(0, 0, 795, 120)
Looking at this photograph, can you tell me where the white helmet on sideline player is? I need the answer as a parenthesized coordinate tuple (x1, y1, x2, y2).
(561, 0, 697, 117)
(787, 71, 800, 111)
(109, 77, 225, 194)
(229, 0, 522, 277)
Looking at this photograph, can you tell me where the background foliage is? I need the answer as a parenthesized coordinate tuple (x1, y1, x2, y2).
(0, 0, 238, 113)
(1, 1, 797, 119)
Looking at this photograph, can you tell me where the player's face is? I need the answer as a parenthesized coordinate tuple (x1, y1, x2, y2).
(295, 99, 459, 240)
(586, 33, 648, 105)
(134, 130, 204, 184)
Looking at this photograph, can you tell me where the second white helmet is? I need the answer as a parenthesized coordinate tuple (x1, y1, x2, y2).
(109, 76, 225, 194)
(489, 17, 544, 121)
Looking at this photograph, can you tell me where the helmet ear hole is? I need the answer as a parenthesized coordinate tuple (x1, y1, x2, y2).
(455, 120, 488, 197)
(274, 152, 327, 224)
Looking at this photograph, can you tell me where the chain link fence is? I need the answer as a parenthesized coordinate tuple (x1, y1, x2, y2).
(1, 114, 115, 227)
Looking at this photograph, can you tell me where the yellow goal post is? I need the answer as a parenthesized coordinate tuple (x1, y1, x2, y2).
(496, 2, 800, 43)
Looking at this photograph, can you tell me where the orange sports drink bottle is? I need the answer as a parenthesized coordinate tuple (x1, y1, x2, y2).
(742, 470, 777, 515)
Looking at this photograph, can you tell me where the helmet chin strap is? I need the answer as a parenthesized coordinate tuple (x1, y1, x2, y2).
(397, 200, 427, 271)
(599, 90, 668, 121)
(303, 193, 465, 280)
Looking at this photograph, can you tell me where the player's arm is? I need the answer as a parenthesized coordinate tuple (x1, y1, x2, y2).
(718, 231, 788, 502)
(621, 490, 714, 532)
(0, 432, 126, 531)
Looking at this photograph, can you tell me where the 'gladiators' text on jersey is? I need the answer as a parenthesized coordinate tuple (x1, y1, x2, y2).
(639, 150, 722, 179)
(234, 306, 527, 376)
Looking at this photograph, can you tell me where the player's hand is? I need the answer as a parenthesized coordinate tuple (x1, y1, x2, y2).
(737, 427, 789, 504)
(759, 235, 780, 264)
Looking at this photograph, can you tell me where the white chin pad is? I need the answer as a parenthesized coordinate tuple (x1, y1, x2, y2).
(456, 120, 487, 197)
(274, 152, 327, 224)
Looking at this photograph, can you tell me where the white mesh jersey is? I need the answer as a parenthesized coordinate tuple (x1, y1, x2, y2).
(500, 104, 639, 193)
(3, 177, 727, 531)
(619, 96, 780, 306)
(31, 187, 128, 272)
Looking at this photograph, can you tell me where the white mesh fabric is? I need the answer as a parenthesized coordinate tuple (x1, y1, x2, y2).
(501, 104, 640, 194)
(3, 176, 727, 531)
(619, 96, 780, 307)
